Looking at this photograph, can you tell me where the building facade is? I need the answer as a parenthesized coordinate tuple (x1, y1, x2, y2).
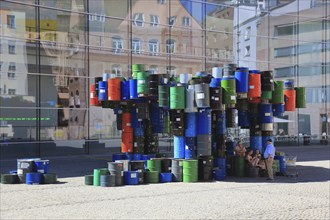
(0, 0, 329, 159)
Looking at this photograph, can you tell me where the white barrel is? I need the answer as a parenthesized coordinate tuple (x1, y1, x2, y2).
(212, 67, 222, 79)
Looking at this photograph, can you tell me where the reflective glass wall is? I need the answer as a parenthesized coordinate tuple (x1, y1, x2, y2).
(0, 0, 329, 159)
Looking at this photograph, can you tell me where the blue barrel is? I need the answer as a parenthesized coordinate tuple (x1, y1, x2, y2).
(124, 171, 139, 185)
(215, 111, 226, 135)
(238, 110, 250, 128)
(26, 173, 42, 185)
(112, 153, 127, 162)
(275, 156, 286, 174)
(272, 103, 285, 117)
(185, 137, 197, 159)
(235, 69, 249, 93)
(98, 81, 108, 101)
(34, 160, 49, 174)
(210, 78, 222, 88)
(262, 136, 274, 153)
(174, 136, 185, 159)
(197, 109, 211, 135)
(133, 154, 142, 160)
(185, 112, 197, 137)
(129, 79, 138, 99)
(121, 80, 130, 100)
(214, 169, 226, 180)
(259, 103, 273, 123)
(134, 126, 144, 136)
(159, 173, 173, 183)
(225, 140, 236, 156)
(250, 136, 262, 152)
(150, 102, 164, 133)
(126, 153, 133, 161)
(215, 158, 226, 170)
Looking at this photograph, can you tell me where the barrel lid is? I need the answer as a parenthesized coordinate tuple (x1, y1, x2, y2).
(249, 70, 260, 74)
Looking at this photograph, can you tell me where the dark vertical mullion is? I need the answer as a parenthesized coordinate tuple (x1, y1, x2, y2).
(203, 0, 206, 71)
(35, 0, 41, 157)
(129, 0, 132, 77)
(296, 1, 300, 146)
(168, 0, 171, 77)
(86, 0, 90, 154)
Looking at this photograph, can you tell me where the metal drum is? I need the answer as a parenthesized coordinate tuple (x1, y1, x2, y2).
(221, 77, 236, 105)
(124, 171, 139, 185)
(26, 173, 42, 185)
(185, 137, 197, 159)
(212, 67, 222, 79)
(93, 168, 109, 186)
(121, 80, 130, 100)
(198, 156, 213, 182)
(248, 70, 261, 98)
(223, 63, 236, 77)
(213, 110, 226, 135)
(250, 136, 262, 152)
(185, 85, 198, 112)
(17, 159, 37, 175)
(137, 71, 149, 97)
(272, 81, 284, 104)
(272, 103, 285, 117)
(147, 159, 161, 172)
(174, 136, 185, 159)
(171, 159, 184, 182)
(197, 134, 212, 156)
(284, 89, 296, 111)
(161, 159, 172, 173)
(170, 110, 184, 136)
(179, 73, 191, 84)
(185, 112, 197, 137)
(159, 173, 173, 183)
(210, 87, 223, 110)
(100, 174, 116, 187)
(149, 74, 161, 97)
(235, 67, 249, 93)
(159, 85, 170, 108)
(295, 87, 306, 108)
(210, 78, 222, 88)
(183, 159, 198, 183)
(234, 157, 245, 177)
(108, 162, 124, 186)
(98, 81, 108, 101)
(150, 101, 164, 134)
(259, 103, 273, 131)
(129, 79, 138, 99)
(238, 110, 249, 128)
(226, 108, 237, 128)
(194, 83, 210, 108)
(94, 77, 103, 98)
(108, 78, 121, 101)
(197, 109, 212, 135)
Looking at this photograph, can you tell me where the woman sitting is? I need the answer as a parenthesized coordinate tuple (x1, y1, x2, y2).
(253, 149, 266, 170)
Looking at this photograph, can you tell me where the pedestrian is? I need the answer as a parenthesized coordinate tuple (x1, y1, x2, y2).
(264, 139, 275, 180)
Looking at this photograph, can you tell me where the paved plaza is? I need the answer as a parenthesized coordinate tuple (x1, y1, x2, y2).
(0, 145, 329, 220)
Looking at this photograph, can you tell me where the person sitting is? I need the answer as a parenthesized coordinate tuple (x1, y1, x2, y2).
(254, 149, 266, 170)
(234, 141, 246, 157)
(245, 149, 259, 167)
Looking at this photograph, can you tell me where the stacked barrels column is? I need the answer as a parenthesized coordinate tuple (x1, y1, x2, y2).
(260, 71, 274, 101)
(131, 107, 144, 159)
(249, 102, 262, 152)
(212, 110, 226, 158)
(260, 103, 274, 152)
(185, 112, 197, 159)
(196, 109, 212, 157)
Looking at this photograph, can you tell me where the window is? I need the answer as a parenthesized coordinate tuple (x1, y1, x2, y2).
(8, 72, 16, 79)
(8, 41, 16, 54)
(133, 13, 144, 27)
(274, 25, 295, 36)
(166, 39, 176, 54)
(8, 89, 16, 95)
(112, 37, 123, 53)
(88, 13, 96, 21)
(132, 38, 142, 54)
(168, 16, 176, 28)
(274, 46, 295, 58)
(274, 66, 295, 78)
(149, 39, 159, 56)
(244, 46, 250, 57)
(8, 62, 16, 72)
(150, 15, 160, 27)
(182, 17, 190, 27)
(157, 0, 166, 4)
(112, 65, 122, 77)
(7, 15, 16, 29)
(244, 26, 251, 40)
(97, 14, 105, 22)
(149, 65, 158, 72)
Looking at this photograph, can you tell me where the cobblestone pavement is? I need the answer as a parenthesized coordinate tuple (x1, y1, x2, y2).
(0, 145, 329, 220)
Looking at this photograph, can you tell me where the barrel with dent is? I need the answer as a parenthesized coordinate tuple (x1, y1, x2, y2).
(170, 86, 185, 109)
(183, 159, 198, 182)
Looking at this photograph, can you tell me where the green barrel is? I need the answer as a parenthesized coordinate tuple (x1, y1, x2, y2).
(1, 174, 18, 184)
(93, 168, 109, 186)
(261, 91, 272, 100)
(85, 175, 93, 185)
(137, 71, 149, 96)
(183, 159, 198, 183)
(147, 159, 161, 172)
(272, 81, 284, 103)
(159, 85, 170, 108)
(132, 64, 145, 73)
(42, 173, 57, 184)
(234, 157, 245, 177)
(221, 78, 236, 105)
(170, 86, 186, 109)
(295, 87, 306, 108)
(144, 171, 159, 183)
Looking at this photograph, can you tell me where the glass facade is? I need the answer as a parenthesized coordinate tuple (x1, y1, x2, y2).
(0, 0, 329, 159)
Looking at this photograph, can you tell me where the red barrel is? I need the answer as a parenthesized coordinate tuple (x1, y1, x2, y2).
(108, 78, 121, 101)
(122, 112, 133, 132)
(248, 97, 261, 103)
(248, 73, 261, 98)
(122, 132, 133, 153)
(284, 89, 296, 111)
(90, 84, 101, 106)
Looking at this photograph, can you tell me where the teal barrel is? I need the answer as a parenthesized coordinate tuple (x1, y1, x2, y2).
(93, 168, 109, 186)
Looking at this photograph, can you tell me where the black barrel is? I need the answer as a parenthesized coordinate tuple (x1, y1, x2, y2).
(116, 110, 123, 130)
(170, 109, 185, 136)
(130, 160, 145, 184)
(246, 166, 259, 177)
(1, 174, 19, 184)
(149, 74, 160, 96)
(226, 156, 235, 176)
(161, 158, 172, 173)
(134, 136, 145, 154)
(249, 103, 259, 117)
(108, 162, 124, 186)
(198, 156, 213, 181)
(237, 99, 249, 111)
(135, 102, 149, 120)
(226, 108, 237, 128)
(171, 159, 184, 182)
(210, 87, 223, 110)
(41, 173, 57, 184)
(261, 71, 274, 91)
(214, 134, 226, 158)
(85, 175, 93, 185)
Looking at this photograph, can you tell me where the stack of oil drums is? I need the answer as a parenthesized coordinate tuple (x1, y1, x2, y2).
(1, 158, 57, 185)
(89, 63, 305, 182)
